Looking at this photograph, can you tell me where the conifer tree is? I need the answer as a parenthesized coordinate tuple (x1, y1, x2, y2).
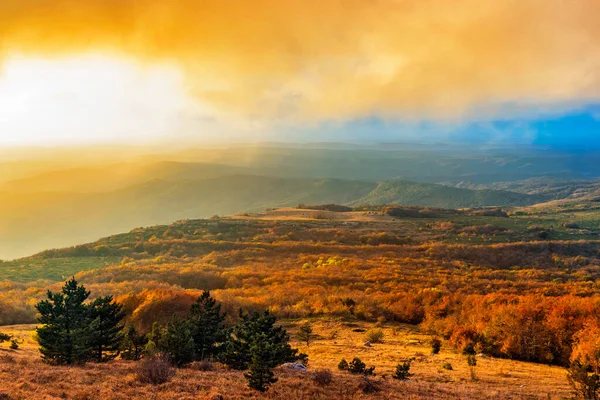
(36, 277, 92, 364)
(144, 321, 163, 357)
(88, 296, 125, 362)
(121, 325, 148, 361)
(160, 317, 195, 367)
(189, 290, 227, 360)
(244, 340, 278, 392)
(297, 322, 313, 347)
(222, 310, 299, 370)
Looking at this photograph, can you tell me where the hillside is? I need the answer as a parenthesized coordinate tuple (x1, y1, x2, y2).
(2, 203, 600, 397)
(351, 180, 545, 208)
(0, 175, 541, 260)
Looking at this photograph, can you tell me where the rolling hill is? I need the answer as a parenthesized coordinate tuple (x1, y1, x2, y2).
(0, 174, 543, 260)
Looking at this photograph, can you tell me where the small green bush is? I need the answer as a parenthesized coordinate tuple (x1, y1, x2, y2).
(348, 358, 366, 374)
(338, 358, 349, 370)
(365, 328, 384, 344)
(392, 361, 412, 380)
(348, 357, 375, 376)
(442, 362, 453, 370)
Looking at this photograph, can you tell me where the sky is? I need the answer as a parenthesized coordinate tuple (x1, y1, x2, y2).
(0, 0, 599, 147)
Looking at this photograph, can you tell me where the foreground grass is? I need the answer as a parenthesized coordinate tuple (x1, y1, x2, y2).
(0, 320, 572, 399)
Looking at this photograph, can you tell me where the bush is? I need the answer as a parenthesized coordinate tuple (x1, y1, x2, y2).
(442, 362, 453, 370)
(191, 361, 214, 371)
(312, 211, 329, 220)
(136, 353, 176, 385)
(313, 369, 333, 386)
(357, 376, 381, 394)
(348, 357, 366, 374)
(392, 361, 412, 380)
(430, 338, 442, 354)
(567, 361, 600, 400)
(338, 359, 349, 371)
(348, 357, 375, 376)
(365, 328, 384, 344)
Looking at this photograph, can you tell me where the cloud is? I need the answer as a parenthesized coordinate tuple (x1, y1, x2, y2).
(1, 0, 599, 122)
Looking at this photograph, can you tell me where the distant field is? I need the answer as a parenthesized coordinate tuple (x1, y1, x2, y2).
(0, 256, 120, 283)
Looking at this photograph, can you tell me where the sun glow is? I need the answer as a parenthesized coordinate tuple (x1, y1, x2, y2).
(0, 54, 208, 146)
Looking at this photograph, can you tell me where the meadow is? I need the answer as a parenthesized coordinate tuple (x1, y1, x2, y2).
(0, 320, 572, 399)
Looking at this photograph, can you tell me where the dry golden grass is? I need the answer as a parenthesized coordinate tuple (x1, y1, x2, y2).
(230, 207, 393, 223)
(0, 320, 572, 399)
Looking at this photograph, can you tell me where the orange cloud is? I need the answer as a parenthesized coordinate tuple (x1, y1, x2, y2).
(1, 0, 599, 121)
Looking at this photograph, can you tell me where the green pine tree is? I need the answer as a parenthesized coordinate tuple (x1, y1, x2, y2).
(160, 317, 195, 367)
(36, 277, 93, 365)
(244, 339, 278, 392)
(222, 310, 299, 370)
(121, 325, 148, 361)
(296, 322, 313, 346)
(88, 296, 125, 362)
(189, 290, 228, 360)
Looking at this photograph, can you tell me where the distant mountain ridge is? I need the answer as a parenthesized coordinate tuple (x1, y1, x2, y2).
(4, 144, 600, 260)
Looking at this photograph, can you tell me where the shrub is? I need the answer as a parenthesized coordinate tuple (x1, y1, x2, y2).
(136, 353, 175, 385)
(442, 362, 453, 370)
(348, 357, 366, 374)
(313, 369, 333, 386)
(348, 357, 375, 376)
(365, 328, 384, 344)
(392, 361, 412, 380)
(338, 359, 349, 371)
(357, 376, 381, 394)
(312, 211, 329, 220)
(430, 338, 442, 354)
(191, 361, 214, 371)
(567, 361, 600, 400)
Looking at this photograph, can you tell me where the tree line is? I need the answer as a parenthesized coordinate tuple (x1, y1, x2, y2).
(34, 277, 305, 392)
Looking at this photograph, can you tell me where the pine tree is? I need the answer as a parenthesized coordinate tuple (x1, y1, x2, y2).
(160, 318, 195, 367)
(188, 290, 227, 360)
(244, 340, 278, 392)
(222, 310, 299, 370)
(88, 296, 125, 362)
(297, 322, 313, 347)
(36, 277, 92, 365)
(121, 325, 148, 361)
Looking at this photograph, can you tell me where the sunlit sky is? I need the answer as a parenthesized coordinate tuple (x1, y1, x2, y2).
(0, 0, 599, 147)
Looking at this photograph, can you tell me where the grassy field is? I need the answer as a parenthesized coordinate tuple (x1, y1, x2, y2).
(0, 320, 572, 400)
(0, 257, 120, 283)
